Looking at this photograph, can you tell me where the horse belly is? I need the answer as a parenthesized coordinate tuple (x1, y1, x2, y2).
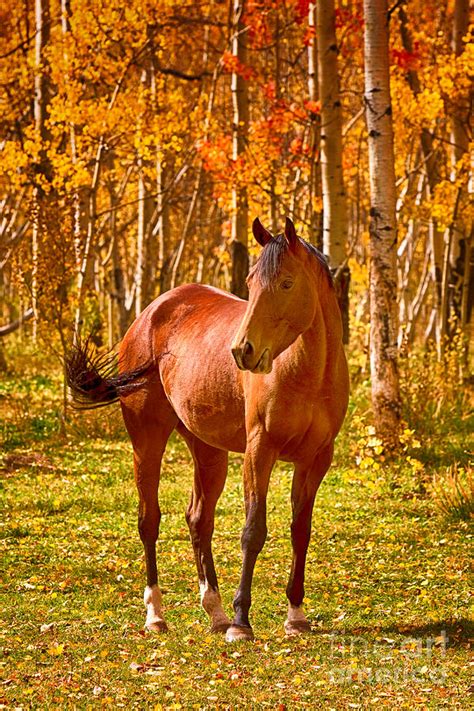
(161, 356, 247, 453)
(179, 394, 246, 453)
(186, 412, 247, 453)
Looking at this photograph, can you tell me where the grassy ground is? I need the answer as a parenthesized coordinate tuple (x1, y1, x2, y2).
(0, 355, 472, 709)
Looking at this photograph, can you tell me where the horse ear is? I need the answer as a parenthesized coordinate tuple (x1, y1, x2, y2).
(252, 217, 273, 247)
(284, 217, 298, 249)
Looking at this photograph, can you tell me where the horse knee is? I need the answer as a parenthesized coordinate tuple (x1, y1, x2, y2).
(186, 504, 213, 547)
(138, 506, 161, 544)
(241, 514, 267, 554)
(290, 518, 311, 550)
(233, 590, 251, 617)
(186, 509, 199, 547)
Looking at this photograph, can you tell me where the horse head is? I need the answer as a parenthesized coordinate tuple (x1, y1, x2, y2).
(231, 217, 325, 374)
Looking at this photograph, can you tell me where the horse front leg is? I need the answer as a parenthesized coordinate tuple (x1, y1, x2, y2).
(226, 436, 277, 642)
(284, 445, 334, 635)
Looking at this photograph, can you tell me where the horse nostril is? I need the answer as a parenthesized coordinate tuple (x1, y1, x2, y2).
(243, 341, 253, 358)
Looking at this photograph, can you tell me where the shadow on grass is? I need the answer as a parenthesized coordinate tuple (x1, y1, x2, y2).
(417, 443, 473, 471)
(317, 618, 472, 647)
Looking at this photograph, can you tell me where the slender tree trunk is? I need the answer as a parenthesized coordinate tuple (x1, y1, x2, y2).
(460, 227, 473, 338)
(135, 38, 160, 315)
(73, 139, 103, 341)
(317, 0, 346, 267)
(135, 153, 154, 316)
(231, 0, 249, 299)
(156, 147, 170, 292)
(111, 234, 130, 339)
(32, 0, 51, 340)
(136, 161, 145, 317)
(269, 9, 280, 234)
(440, 188, 463, 355)
(398, 4, 444, 347)
(170, 172, 202, 290)
(149, 32, 170, 296)
(307, 2, 321, 243)
(168, 36, 220, 293)
(316, 0, 350, 343)
(73, 68, 127, 340)
(62, 0, 90, 301)
(446, 0, 470, 339)
(364, 0, 401, 450)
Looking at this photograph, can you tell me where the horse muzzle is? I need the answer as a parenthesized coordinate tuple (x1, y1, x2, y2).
(231, 341, 273, 374)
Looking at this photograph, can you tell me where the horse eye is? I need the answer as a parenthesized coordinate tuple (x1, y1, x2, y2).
(280, 279, 293, 290)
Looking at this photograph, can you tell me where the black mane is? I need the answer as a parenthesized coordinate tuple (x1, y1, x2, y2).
(254, 234, 333, 288)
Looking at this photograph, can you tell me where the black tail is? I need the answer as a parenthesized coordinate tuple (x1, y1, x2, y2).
(65, 336, 151, 410)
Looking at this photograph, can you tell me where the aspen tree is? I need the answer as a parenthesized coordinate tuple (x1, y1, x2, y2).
(135, 60, 155, 318)
(230, 0, 249, 299)
(364, 0, 401, 449)
(398, 4, 444, 346)
(269, 8, 280, 234)
(447, 0, 471, 340)
(307, 2, 320, 242)
(316, 0, 350, 342)
(32, 0, 51, 339)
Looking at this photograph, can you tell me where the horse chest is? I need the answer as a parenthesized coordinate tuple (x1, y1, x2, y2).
(249, 386, 334, 462)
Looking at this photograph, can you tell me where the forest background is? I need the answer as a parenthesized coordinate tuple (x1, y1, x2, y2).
(0, 0, 472, 432)
(0, 0, 472, 707)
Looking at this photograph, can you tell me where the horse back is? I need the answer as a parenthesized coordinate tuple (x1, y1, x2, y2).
(119, 284, 248, 452)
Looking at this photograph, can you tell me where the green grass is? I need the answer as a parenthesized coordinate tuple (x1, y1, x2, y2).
(0, 365, 472, 709)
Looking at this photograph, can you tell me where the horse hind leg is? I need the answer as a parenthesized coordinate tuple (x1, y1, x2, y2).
(124, 402, 177, 632)
(285, 445, 334, 636)
(137, 450, 167, 633)
(180, 427, 231, 633)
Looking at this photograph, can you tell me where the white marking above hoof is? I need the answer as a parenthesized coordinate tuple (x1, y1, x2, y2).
(211, 620, 231, 634)
(200, 582, 231, 632)
(144, 584, 167, 632)
(284, 604, 311, 635)
(146, 619, 168, 633)
(284, 619, 311, 635)
(225, 624, 254, 642)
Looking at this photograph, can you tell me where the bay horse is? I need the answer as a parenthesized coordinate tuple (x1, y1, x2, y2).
(66, 217, 349, 641)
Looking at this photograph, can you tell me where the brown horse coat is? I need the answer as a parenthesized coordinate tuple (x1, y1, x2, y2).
(67, 217, 349, 640)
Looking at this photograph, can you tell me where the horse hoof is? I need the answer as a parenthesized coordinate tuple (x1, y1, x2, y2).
(284, 619, 311, 636)
(211, 621, 231, 634)
(225, 624, 254, 642)
(146, 619, 168, 633)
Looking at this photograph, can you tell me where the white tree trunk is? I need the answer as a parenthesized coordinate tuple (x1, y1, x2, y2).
(316, 0, 349, 342)
(149, 35, 170, 295)
(398, 4, 444, 345)
(156, 147, 169, 289)
(307, 2, 321, 241)
(136, 156, 146, 317)
(316, 0, 347, 269)
(364, 0, 401, 449)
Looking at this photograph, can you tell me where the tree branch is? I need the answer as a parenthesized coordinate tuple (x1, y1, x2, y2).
(0, 309, 34, 337)
(157, 64, 211, 81)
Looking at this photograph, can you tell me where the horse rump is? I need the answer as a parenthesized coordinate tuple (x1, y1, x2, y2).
(65, 335, 151, 409)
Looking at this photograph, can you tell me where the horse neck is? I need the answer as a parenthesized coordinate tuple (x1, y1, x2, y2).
(287, 282, 342, 382)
